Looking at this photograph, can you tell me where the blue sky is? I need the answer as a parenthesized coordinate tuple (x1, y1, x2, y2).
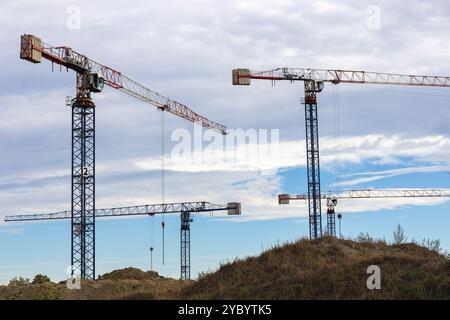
(1, 0, 450, 284)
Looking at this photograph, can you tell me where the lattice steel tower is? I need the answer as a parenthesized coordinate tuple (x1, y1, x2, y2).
(180, 211, 193, 280)
(71, 73, 97, 279)
(6, 202, 242, 280)
(304, 80, 324, 238)
(233, 67, 450, 239)
(20, 34, 227, 279)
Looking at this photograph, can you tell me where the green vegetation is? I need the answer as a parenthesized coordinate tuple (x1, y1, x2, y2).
(32, 274, 51, 285)
(8, 277, 30, 287)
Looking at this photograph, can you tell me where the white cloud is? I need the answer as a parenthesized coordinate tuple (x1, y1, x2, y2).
(0, 228, 24, 235)
(132, 133, 450, 175)
(332, 175, 390, 188)
(335, 165, 450, 187)
(2, 132, 450, 223)
(2, 0, 450, 225)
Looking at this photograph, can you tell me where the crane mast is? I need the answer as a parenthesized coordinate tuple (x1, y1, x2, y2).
(20, 34, 228, 280)
(233, 67, 450, 239)
(5, 201, 241, 280)
(278, 189, 450, 236)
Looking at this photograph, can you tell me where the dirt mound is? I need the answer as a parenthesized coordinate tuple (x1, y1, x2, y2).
(1, 238, 448, 300)
(97, 267, 162, 281)
(0, 268, 187, 300)
(180, 237, 450, 300)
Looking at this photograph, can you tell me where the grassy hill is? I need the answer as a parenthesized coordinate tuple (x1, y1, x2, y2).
(180, 237, 449, 299)
(1, 237, 449, 300)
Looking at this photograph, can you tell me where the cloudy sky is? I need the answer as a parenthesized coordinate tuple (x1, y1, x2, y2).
(1, 0, 450, 283)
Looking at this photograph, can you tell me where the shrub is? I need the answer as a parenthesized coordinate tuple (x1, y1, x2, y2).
(32, 274, 51, 285)
(393, 224, 407, 244)
(33, 287, 61, 300)
(8, 277, 30, 287)
(419, 238, 442, 253)
(356, 232, 374, 243)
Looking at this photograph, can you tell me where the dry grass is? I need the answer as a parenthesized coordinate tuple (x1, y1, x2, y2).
(1, 237, 448, 300)
(179, 237, 450, 300)
(0, 268, 190, 300)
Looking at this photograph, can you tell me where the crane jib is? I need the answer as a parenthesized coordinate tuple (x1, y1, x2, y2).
(20, 34, 227, 134)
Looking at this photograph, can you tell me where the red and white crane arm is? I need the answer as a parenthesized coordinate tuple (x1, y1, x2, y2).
(21, 34, 227, 134)
(233, 67, 450, 88)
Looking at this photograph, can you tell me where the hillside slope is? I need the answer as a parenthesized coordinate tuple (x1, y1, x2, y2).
(180, 237, 450, 299)
(0, 268, 189, 300)
(1, 238, 448, 299)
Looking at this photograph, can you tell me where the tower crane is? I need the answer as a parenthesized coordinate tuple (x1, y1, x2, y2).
(278, 189, 450, 236)
(232, 67, 450, 239)
(5, 201, 241, 280)
(19, 34, 228, 280)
